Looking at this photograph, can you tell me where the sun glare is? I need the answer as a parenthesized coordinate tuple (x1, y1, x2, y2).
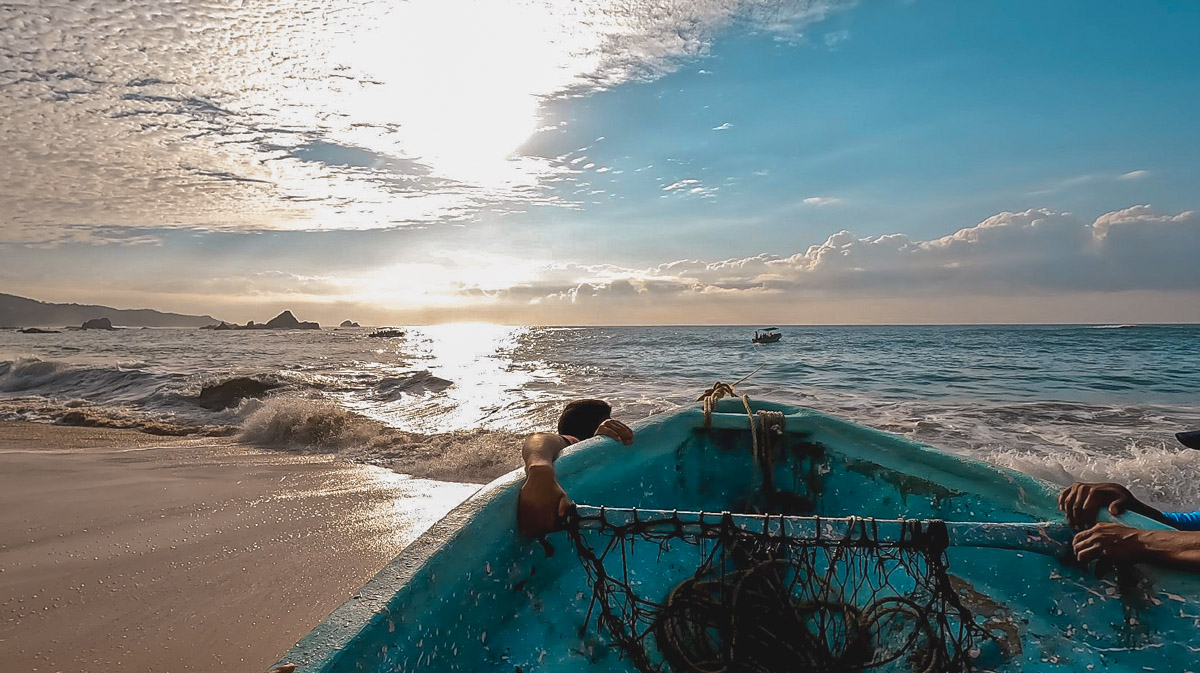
(316, 0, 588, 189)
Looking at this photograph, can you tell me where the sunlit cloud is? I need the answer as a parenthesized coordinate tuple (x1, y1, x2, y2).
(0, 0, 842, 243)
(459, 206, 1200, 307)
(712, 122, 734, 130)
(1119, 170, 1151, 181)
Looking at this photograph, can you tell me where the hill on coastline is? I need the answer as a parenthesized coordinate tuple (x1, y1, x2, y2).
(0, 293, 220, 328)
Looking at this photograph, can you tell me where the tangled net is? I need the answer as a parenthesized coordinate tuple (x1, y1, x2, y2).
(564, 507, 985, 673)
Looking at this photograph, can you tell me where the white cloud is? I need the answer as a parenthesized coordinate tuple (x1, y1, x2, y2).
(663, 179, 703, 191)
(803, 196, 840, 206)
(1119, 170, 1150, 181)
(824, 30, 849, 47)
(466, 205, 1200, 306)
(712, 122, 733, 130)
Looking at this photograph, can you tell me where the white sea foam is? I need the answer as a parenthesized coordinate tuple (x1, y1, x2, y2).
(238, 396, 522, 483)
(987, 440, 1200, 510)
(239, 396, 386, 450)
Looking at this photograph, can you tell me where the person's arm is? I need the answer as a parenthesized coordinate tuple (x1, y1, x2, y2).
(1058, 482, 1167, 529)
(517, 420, 635, 538)
(518, 433, 573, 538)
(1073, 523, 1200, 572)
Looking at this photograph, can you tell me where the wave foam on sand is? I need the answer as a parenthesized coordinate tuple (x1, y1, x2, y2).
(238, 397, 523, 483)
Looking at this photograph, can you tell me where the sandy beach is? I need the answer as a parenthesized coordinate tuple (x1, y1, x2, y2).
(0, 421, 479, 672)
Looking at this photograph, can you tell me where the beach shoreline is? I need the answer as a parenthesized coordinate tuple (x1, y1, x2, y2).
(0, 421, 478, 672)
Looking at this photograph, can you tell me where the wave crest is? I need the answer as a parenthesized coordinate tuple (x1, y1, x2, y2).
(987, 439, 1200, 510)
(239, 397, 384, 449)
(238, 396, 522, 482)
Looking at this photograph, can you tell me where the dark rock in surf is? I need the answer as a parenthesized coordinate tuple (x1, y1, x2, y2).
(20, 327, 60, 333)
(81, 317, 115, 330)
(340, 320, 360, 328)
(196, 377, 282, 410)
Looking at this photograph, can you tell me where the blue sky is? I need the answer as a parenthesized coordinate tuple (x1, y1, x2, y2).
(517, 0, 1199, 263)
(0, 0, 1197, 324)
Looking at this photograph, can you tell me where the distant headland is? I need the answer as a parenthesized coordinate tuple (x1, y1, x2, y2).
(1, 292, 220, 329)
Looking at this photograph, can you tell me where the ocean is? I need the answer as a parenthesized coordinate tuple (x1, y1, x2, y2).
(2, 324, 1199, 506)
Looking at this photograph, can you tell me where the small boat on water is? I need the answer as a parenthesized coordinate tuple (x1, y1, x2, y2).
(752, 327, 781, 343)
(275, 395, 1200, 673)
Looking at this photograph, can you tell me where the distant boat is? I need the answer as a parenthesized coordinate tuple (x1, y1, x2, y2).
(368, 328, 405, 338)
(752, 327, 781, 343)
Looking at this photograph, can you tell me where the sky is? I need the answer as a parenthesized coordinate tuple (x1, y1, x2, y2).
(0, 0, 1197, 325)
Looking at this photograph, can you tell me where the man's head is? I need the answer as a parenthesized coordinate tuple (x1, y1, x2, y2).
(557, 399, 612, 440)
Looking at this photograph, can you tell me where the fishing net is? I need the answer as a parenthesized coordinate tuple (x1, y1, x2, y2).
(564, 506, 986, 673)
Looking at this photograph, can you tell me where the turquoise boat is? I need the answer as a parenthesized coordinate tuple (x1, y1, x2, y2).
(275, 398, 1200, 672)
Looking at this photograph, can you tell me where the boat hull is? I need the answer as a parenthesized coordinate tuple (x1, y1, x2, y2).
(277, 400, 1200, 672)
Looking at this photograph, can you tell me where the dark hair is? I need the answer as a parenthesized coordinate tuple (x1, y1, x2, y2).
(557, 399, 612, 439)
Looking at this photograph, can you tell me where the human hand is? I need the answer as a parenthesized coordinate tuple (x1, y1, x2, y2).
(518, 464, 571, 537)
(1058, 482, 1142, 530)
(1072, 522, 1152, 564)
(595, 418, 634, 445)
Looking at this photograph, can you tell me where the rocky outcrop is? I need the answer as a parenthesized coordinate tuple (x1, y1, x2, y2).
(264, 311, 319, 329)
(81, 317, 115, 330)
(199, 311, 320, 331)
(340, 320, 360, 328)
(20, 327, 61, 333)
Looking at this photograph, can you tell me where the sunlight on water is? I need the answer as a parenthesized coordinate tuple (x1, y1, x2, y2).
(350, 323, 547, 433)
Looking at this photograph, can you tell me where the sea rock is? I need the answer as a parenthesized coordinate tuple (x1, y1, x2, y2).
(196, 377, 282, 410)
(81, 317, 114, 330)
(20, 327, 61, 334)
(340, 320, 360, 328)
(265, 311, 320, 330)
(201, 312, 320, 330)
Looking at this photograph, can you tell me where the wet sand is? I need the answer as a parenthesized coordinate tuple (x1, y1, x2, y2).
(0, 421, 479, 672)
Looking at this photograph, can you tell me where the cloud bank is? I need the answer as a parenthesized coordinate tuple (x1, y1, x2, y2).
(469, 205, 1200, 311)
(4, 205, 1196, 325)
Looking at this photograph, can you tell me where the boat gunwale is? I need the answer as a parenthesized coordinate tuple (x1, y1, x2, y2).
(272, 400, 1177, 672)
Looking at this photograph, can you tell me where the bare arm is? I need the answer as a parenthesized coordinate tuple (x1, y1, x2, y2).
(522, 432, 571, 470)
(517, 420, 635, 537)
(1073, 523, 1200, 573)
(518, 433, 572, 538)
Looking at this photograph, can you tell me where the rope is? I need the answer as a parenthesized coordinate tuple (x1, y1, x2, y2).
(697, 381, 785, 496)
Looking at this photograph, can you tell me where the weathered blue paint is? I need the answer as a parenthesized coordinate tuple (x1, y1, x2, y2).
(275, 399, 1200, 672)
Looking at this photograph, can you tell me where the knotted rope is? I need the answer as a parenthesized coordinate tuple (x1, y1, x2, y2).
(697, 380, 785, 493)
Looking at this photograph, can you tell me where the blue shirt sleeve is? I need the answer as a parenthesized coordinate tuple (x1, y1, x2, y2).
(1161, 511, 1200, 531)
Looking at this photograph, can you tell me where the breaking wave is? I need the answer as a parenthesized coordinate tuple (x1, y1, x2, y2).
(238, 396, 522, 483)
(987, 440, 1200, 510)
